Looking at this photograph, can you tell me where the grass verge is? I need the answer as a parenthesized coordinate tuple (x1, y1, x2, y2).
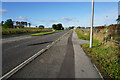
(81, 42, 120, 79)
(2, 28, 52, 37)
(75, 30, 90, 40)
(30, 30, 63, 36)
(75, 29, 120, 79)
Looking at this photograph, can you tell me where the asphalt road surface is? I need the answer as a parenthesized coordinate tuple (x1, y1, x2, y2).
(2, 30, 69, 76)
(2, 30, 102, 79)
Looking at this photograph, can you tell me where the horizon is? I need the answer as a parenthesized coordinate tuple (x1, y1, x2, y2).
(1, 2, 118, 28)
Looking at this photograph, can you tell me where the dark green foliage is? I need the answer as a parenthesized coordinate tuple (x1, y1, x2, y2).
(3, 19, 13, 28)
(16, 21, 20, 26)
(56, 23, 62, 30)
(0, 21, 4, 26)
(77, 26, 81, 29)
(80, 27, 85, 29)
(2, 19, 30, 28)
(21, 21, 25, 26)
(24, 22, 27, 27)
(52, 24, 57, 30)
(116, 15, 120, 24)
(117, 24, 120, 30)
(52, 23, 64, 30)
(39, 25, 44, 29)
(69, 26, 74, 29)
(28, 23, 31, 27)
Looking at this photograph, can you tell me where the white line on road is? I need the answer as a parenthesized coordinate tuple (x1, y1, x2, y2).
(0, 31, 71, 80)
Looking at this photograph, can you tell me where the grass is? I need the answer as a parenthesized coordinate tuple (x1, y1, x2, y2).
(74, 30, 90, 40)
(75, 29, 120, 79)
(111, 33, 120, 42)
(81, 42, 119, 79)
(30, 30, 63, 36)
(2, 28, 52, 37)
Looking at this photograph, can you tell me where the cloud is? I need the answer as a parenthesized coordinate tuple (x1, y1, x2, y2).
(61, 17, 73, 22)
(16, 16, 30, 20)
(0, 9, 7, 13)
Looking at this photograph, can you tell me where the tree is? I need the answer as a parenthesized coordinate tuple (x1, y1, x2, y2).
(116, 15, 120, 24)
(1, 21, 4, 26)
(61, 27, 64, 30)
(16, 21, 20, 26)
(28, 23, 31, 27)
(116, 15, 120, 30)
(3, 19, 13, 28)
(24, 22, 27, 27)
(77, 26, 81, 29)
(52, 24, 57, 30)
(57, 23, 62, 30)
(39, 25, 44, 29)
(21, 21, 24, 26)
(72, 26, 75, 29)
(52, 23, 64, 30)
(69, 26, 74, 29)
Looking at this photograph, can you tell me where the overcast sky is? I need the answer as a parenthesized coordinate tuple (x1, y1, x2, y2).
(1, 2, 119, 27)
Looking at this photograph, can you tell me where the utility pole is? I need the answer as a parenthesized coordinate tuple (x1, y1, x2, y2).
(90, 0, 94, 48)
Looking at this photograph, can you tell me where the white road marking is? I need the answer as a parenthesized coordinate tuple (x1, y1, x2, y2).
(0, 31, 71, 80)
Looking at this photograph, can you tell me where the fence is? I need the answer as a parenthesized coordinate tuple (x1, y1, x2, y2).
(95, 29, 120, 45)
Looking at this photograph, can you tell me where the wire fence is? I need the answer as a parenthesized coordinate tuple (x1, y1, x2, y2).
(77, 29, 120, 45)
(94, 29, 120, 45)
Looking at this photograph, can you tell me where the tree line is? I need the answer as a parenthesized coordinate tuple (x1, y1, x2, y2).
(1, 19, 31, 28)
(0, 19, 65, 30)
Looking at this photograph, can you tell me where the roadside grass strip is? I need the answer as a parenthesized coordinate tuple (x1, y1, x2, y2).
(81, 43, 120, 79)
(75, 30, 90, 40)
(2, 28, 52, 36)
(75, 30, 120, 79)
(30, 30, 63, 36)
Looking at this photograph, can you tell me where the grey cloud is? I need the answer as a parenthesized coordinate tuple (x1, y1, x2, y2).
(16, 16, 30, 20)
(0, 9, 7, 13)
(61, 17, 73, 21)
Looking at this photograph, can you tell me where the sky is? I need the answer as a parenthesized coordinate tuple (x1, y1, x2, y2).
(1, 2, 119, 28)
(1, 0, 120, 2)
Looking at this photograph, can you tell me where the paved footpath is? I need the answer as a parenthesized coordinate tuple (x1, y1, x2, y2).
(9, 31, 102, 79)
(72, 31, 101, 78)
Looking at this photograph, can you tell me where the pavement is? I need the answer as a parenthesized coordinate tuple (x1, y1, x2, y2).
(72, 31, 100, 78)
(7, 30, 102, 79)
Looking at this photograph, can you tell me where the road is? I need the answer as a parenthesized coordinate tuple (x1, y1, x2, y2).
(2, 30, 102, 79)
(2, 30, 69, 76)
